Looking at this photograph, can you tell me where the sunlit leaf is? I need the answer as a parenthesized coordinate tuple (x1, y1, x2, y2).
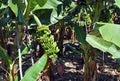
(21, 46, 29, 55)
(21, 54, 48, 81)
(15, 45, 29, 59)
(23, 0, 32, 19)
(0, 4, 7, 9)
(50, 9, 59, 24)
(24, 0, 62, 24)
(32, 13, 42, 26)
(8, 0, 18, 17)
(86, 35, 120, 58)
(99, 23, 120, 48)
(32, 0, 62, 24)
(115, 0, 120, 8)
(41, 0, 62, 9)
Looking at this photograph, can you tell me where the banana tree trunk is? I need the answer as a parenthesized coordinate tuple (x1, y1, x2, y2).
(57, 21, 65, 57)
(83, 48, 97, 81)
(84, 59, 97, 81)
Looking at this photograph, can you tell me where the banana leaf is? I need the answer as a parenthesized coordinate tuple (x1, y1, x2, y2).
(115, 0, 120, 8)
(86, 35, 120, 59)
(8, 0, 18, 17)
(21, 54, 48, 81)
(99, 23, 120, 48)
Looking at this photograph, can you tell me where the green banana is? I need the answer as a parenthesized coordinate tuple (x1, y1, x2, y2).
(37, 25, 59, 59)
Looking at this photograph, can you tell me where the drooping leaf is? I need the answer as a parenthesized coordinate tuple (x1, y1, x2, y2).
(49, 2, 77, 24)
(86, 35, 112, 52)
(99, 23, 120, 48)
(50, 9, 59, 24)
(74, 26, 87, 44)
(32, 13, 42, 26)
(50, 0, 74, 24)
(33, 9, 52, 25)
(24, 0, 62, 24)
(23, 0, 32, 19)
(32, 0, 62, 24)
(8, 0, 18, 17)
(21, 54, 48, 81)
(50, 9, 68, 24)
(115, 0, 120, 8)
(86, 35, 120, 58)
(35, 0, 48, 7)
(0, 46, 12, 65)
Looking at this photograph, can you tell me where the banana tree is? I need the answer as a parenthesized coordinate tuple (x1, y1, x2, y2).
(0, 0, 61, 81)
(37, 0, 118, 80)
(0, 44, 29, 81)
(86, 22, 120, 65)
(83, 0, 120, 81)
(71, 0, 118, 81)
(86, 0, 120, 66)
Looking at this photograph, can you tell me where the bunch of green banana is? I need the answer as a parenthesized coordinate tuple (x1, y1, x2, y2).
(37, 25, 59, 58)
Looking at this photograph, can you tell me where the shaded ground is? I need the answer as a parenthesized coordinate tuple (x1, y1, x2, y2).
(0, 42, 120, 81)
(53, 42, 120, 81)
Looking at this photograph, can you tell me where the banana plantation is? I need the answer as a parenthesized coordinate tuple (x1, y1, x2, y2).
(0, 0, 120, 81)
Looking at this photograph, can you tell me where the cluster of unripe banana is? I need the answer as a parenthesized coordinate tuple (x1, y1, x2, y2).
(36, 25, 59, 59)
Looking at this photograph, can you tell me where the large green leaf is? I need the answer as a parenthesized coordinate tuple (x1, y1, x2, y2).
(24, 0, 62, 24)
(99, 23, 120, 48)
(74, 26, 87, 44)
(86, 35, 120, 58)
(0, 46, 12, 65)
(115, 0, 120, 8)
(49, 1, 77, 24)
(21, 54, 48, 81)
(8, 0, 18, 17)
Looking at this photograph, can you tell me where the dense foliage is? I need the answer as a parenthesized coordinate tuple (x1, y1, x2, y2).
(0, 0, 120, 81)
